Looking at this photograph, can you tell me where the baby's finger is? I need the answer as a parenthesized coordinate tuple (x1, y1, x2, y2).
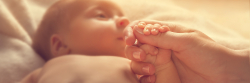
(139, 75, 156, 83)
(131, 61, 155, 75)
(140, 44, 158, 56)
(151, 24, 161, 35)
(125, 45, 146, 61)
(143, 24, 153, 35)
(138, 22, 146, 29)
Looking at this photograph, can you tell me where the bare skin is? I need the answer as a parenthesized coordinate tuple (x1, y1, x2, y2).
(21, 55, 139, 83)
(22, 0, 250, 82)
(21, 0, 138, 83)
(124, 20, 250, 83)
(125, 22, 181, 83)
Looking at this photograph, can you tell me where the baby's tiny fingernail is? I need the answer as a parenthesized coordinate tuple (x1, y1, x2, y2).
(142, 66, 150, 74)
(133, 52, 141, 60)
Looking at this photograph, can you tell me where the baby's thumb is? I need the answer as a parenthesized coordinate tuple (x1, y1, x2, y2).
(133, 26, 184, 51)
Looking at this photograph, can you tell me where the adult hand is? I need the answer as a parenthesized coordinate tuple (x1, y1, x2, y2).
(124, 20, 250, 83)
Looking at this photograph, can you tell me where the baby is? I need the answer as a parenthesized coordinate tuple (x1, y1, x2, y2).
(21, 0, 180, 83)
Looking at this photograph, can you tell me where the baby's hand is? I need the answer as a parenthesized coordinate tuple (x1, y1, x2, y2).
(132, 43, 180, 83)
(136, 22, 170, 35)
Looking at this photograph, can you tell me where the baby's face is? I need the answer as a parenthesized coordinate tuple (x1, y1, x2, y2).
(60, 0, 129, 57)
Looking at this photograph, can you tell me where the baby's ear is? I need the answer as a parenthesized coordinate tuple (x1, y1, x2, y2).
(50, 34, 70, 58)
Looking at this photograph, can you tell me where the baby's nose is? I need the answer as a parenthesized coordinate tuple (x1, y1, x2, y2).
(116, 17, 129, 28)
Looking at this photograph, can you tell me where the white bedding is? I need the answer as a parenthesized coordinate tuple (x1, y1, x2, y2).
(0, 0, 249, 83)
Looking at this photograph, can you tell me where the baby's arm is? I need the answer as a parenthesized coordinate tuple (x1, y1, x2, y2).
(21, 68, 41, 83)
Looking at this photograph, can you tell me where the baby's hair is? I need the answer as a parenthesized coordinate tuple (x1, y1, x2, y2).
(33, 0, 80, 61)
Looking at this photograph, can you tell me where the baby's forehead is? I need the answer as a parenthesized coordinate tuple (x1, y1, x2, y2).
(58, 0, 122, 14)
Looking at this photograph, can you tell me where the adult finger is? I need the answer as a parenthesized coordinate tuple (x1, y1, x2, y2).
(136, 20, 163, 25)
(131, 61, 155, 75)
(135, 20, 195, 33)
(162, 22, 195, 33)
(139, 75, 156, 83)
(133, 23, 195, 51)
(125, 44, 158, 62)
(123, 21, 141, 46)
(125, 45, 147, 61)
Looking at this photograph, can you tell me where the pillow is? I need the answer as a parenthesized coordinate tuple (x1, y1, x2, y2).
(0, 0, 46, 82)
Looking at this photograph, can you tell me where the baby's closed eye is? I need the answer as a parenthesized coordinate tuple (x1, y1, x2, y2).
(95, 10, 110, 20)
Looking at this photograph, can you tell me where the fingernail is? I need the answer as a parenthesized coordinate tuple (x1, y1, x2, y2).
(148, 76, 151, 82)
(142, 66, 150, 74)
(133, 52, 141, 60)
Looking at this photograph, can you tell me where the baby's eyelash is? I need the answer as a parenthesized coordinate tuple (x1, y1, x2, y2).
(93, 9, 112, 20)
(98, 14, 106, 18)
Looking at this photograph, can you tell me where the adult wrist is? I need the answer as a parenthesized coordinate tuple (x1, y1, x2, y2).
(247, 48, 250, 68)
(227, 49, 250, 83)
